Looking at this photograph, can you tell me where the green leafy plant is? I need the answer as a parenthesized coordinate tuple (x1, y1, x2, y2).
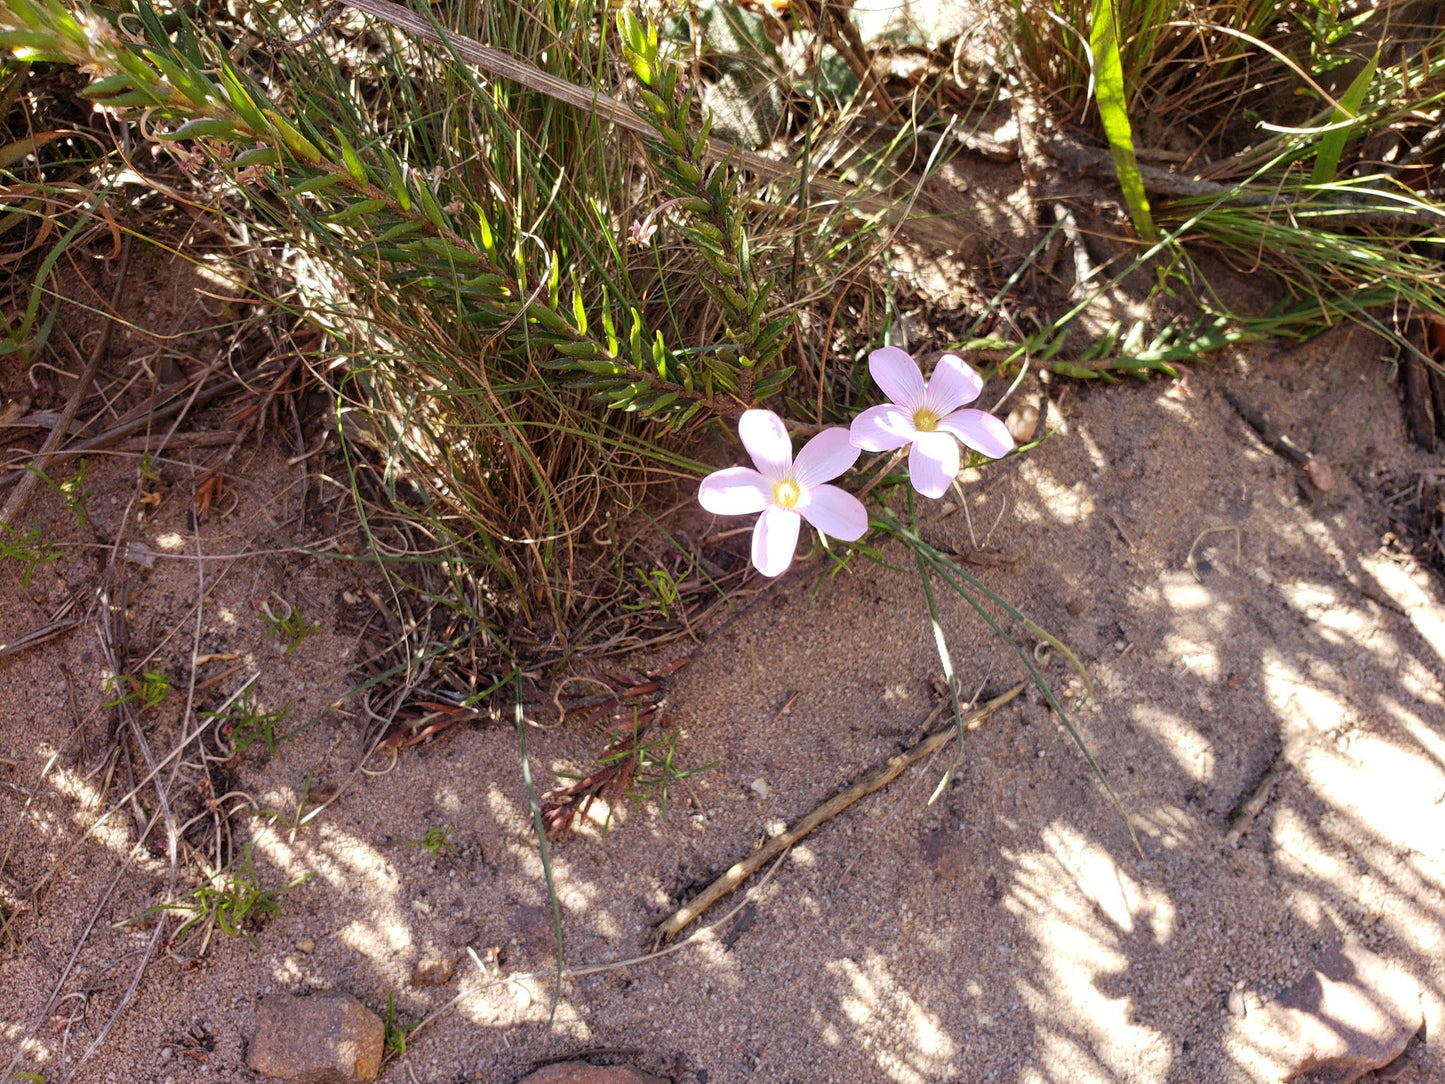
(27, 459, 89, 528)
(0, 524, 58, 587)
(257, 598, 321, 654)
(546, 712, 717, 837)
(205, 684, 291, 756)
(150, 844, 311, 949)
(382, 994, 420, 1056)
(620, 566, 685, 620)
(253, 772, 321, 832)
(613, 727, 716, 821)
(405, 825, 456, 857)
(102, 670, 170, 710)
(0, 0, 906, 657)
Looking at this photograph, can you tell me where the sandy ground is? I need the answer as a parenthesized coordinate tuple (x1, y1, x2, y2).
(3, 303, 1444, 1083)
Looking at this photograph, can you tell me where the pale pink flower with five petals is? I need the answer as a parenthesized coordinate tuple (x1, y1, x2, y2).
(699, 410, 868, 577)
(849, 347, 1015, 499)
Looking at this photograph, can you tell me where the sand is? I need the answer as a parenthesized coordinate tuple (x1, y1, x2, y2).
(3, 298, 1444, 1083)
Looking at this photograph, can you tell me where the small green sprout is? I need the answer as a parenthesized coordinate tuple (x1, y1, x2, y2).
(253, 771, 320, 832)
(204, 683, 291, 756)
(382, 995, 420, 1056)
(0, 524, 59, 588)
(103, 670, 170, 710)
(621, 566, 684, 619)
(149, 844, 311, 949)
(405, 825, 456, 857)
(28, 460, 90, 528)
(257, 597, 321, 653)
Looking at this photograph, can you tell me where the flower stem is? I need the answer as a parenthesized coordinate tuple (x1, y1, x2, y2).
(852, 447, 907, 504)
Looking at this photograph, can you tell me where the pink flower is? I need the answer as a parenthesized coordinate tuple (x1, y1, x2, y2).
(849, 347, 1015, 499)
(699, 410, 868, 577)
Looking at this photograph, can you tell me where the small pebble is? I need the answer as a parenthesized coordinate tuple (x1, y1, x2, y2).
(298, 937, 315, 954)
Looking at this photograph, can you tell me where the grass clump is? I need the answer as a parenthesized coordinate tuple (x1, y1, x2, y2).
(0, 525, 58, 587)
(149, 843, 311, 950)
(0, 0, 913, 673)
(257, 598, 321, 655)
(102, 670, 169, 710)
(405, 825, 456, 857)
(382, 994, 420, 1056)
(204, 684, 291, 758)
(1009, 0, 1445, 348)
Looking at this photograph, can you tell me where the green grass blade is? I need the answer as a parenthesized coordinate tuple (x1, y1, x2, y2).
(1090, 0, 1156, 241)
(1309, 50, 1378, 185)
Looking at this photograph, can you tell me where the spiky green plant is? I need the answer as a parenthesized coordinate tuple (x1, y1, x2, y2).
(0, 0, 913, 649)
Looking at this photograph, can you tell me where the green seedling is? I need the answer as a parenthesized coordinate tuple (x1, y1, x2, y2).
(27, 459, 89, 528)
(620, 566, 684, 620)
(257, 598, 321, 654)
(405, 825, 456, 857)
(0, 524, 59, 588)
(382, 995, 420, 1056)
(549, 717, 717, 838)
(13, 1073, 47, 1084)
(607, 727, 716, 822)
(138, 450, 161, 482)
(205, 684, 291, 756)
(150, 844, 311, 949)
(103, 670, 170, 710)
(253, 771, 320, 832)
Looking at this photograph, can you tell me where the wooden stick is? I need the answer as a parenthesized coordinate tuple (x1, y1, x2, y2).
(655, 681, 1026, 941)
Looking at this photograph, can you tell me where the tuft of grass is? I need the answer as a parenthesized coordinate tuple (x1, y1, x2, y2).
(147, 844, 312, 950)
(204, 684, 291, 757)
(382, 995, 420, 1057)
(0, 0, 916, 672)
(0, 524, 58, 587)
(257, 598, 321, 654)
(404, 825, 456, 857)
(102, 670, 170, 711)
(1011, 0, 1445, 360)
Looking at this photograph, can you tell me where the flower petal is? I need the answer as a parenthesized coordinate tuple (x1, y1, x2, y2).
(698, 467, 771, 516)
(792, 427, 859, 488)
(925, 353, 984, 414)
(939, 408, 1015, 460)
(849, 404, 916, 452)
(798, 484, 868, 542)
(868, 346, 926, 410)
(908, 430, 960, 499)
(738, 409, 793, 480)
(751, 505, 801, 577)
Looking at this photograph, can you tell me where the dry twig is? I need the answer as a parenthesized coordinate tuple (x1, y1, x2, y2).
(654, 681, 1025, 941)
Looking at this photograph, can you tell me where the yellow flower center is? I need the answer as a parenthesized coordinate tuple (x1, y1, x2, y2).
(912, 407, 940, 432)
(773, 479, 801, 508)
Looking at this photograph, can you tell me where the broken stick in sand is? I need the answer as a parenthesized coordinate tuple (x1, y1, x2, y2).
(655, 681, 1027, 942)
